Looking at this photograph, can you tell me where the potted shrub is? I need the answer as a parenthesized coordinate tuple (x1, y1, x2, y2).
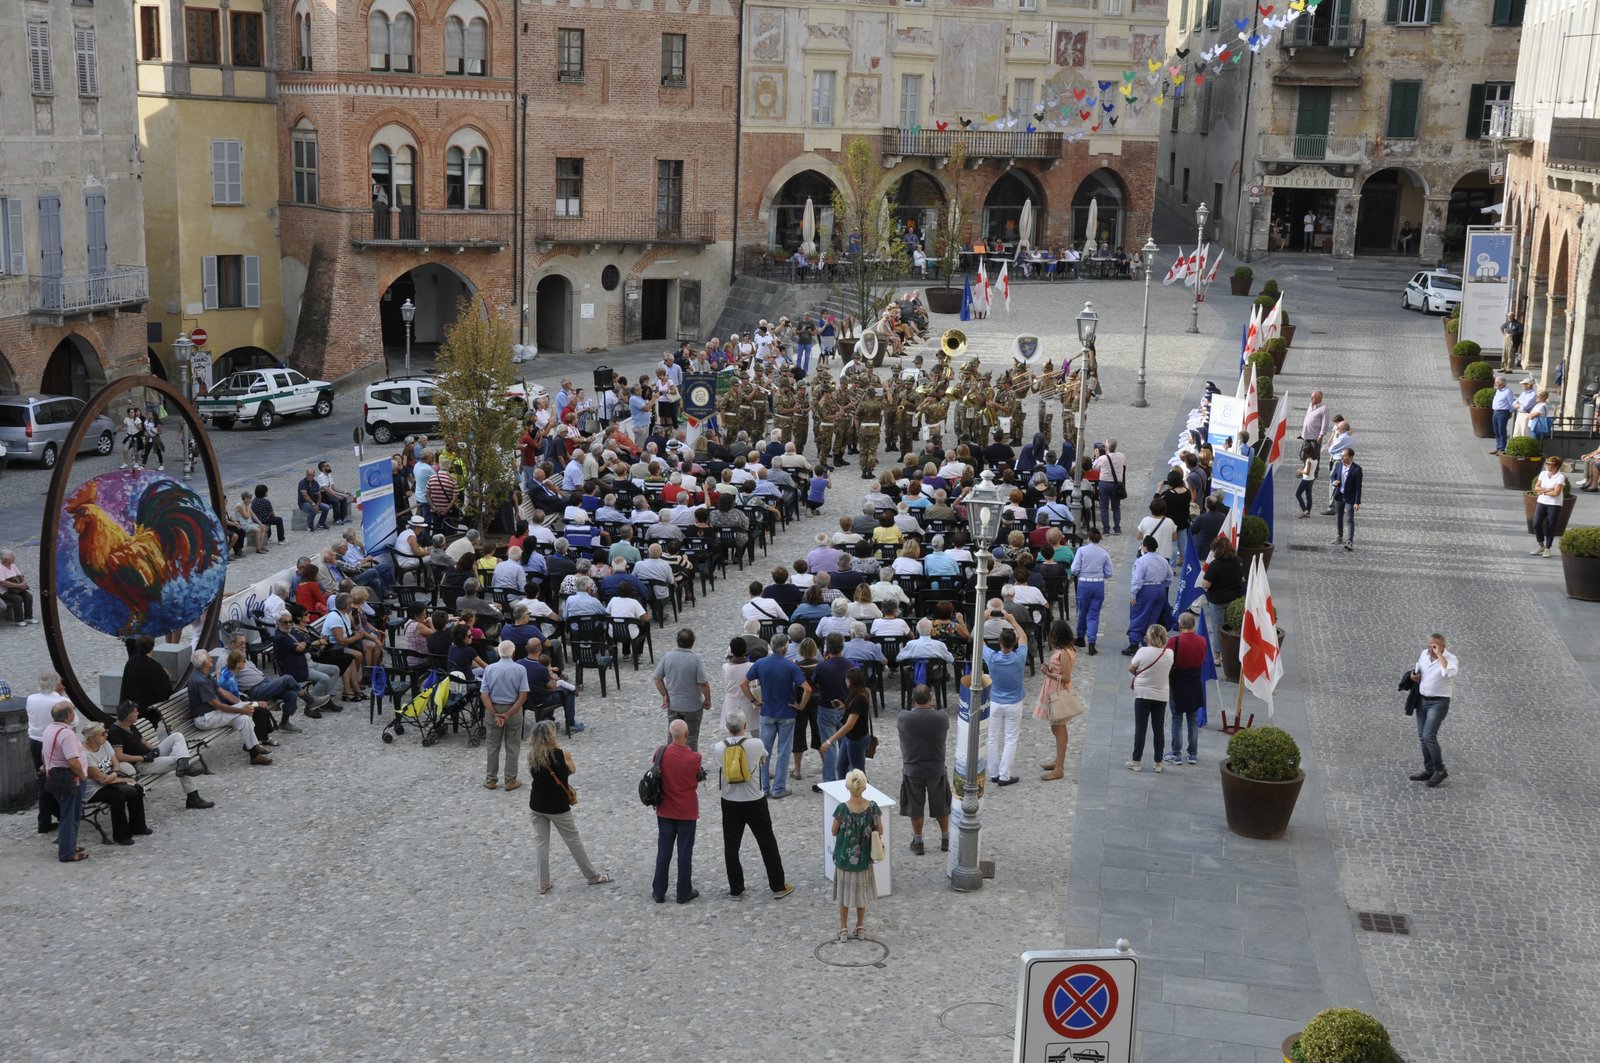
(1219, 598, 1245, 682)
(1448, 339, 1482, 381)
(1283, 1007, 1401, 1063)
(1279, 309, 1297, 348)
(1238, 511, 1273, 572)
(1261, 278, 1281, 299)
(1254, 374, 1278, 434)
(1499, 434, 1542, 490)
(1230, 264, 1254, 296)
(1459, 359, 1494, 406)
(1444, 304, 1461, 355)
(1262, 336, 1290, 374)
(1469, 387, 1496, 437)
(1524, 472, 1577, 537)
(1220, 725, 1304, 840)
(1559, 526, 1600, 601)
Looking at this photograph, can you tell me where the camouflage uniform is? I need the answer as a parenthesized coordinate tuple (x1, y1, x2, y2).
(856, 391, 885, 479)
(792, 382, 810, 454)
(813, 391, 836, 469)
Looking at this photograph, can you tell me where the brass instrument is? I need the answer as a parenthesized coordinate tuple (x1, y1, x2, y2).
(945, 383, 961, 398)
(940, 329, 968, 359)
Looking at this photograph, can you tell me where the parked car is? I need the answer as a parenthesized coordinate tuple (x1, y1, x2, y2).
(1402, 271, 1463, 315)
(196, 368, 334, 430)
(0, 394, 118, 468)
(362, 376, 534, 444)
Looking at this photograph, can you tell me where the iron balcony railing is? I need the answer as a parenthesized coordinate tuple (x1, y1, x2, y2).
(30, 265, 148, 315)
(361, 209, 513, 247)
(1281, 17, 1366, 50)
(529, 209, 715, 245)
(1259, 133, 1367, 163)
(1549, 118, 1600, 169)
(881, 127, 1063, 160)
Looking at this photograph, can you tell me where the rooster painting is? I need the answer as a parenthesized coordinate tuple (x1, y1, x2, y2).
(59, 472, 227, 637)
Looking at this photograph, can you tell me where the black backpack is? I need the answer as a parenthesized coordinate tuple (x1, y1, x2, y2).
(638, 745, 666, 807)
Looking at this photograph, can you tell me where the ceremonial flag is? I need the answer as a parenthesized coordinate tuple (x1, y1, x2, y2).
(1243, 303, 1262, 355)
(1237, 364, 1260, 440)
(960, 273, 974, 321)
(1239, 555, 1283, 716)
(683, 414, 705, 450)
(1263, 390, 1290, 467)
(976, 261, 990, 316)
(1248, 460, 1275, 543)
(1203, 249, 1223, 284)
(1185, 244, 1208, 289)
(1261, 296, 1284, 341)
(1163, 246, 1187, 286)
(998, 262, 1011, 313)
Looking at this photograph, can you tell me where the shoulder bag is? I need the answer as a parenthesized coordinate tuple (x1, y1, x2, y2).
(546, 757, 577, 806)
(637, 745, 666, 807)
(1129, 648, 1171, 691)
(43, 731, 77, 798)
(1109, 456, 1127, 500)
(868, 805, 886, 862)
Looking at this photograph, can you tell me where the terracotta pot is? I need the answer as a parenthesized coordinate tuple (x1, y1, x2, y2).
(1219, 628, 1242, 682)
(1499, 454, 1543, 490)
(1283, 1033, 1300, 1063)
(1220, 761, 1305, 840)
(925, 287, 963, 315)
(1469, 405, 1494, 438)
(1255, 397, 1279, 434)
(1444, 324, 1460, 356)
(1562, 552, 1600, 601)
(1269, 346, 1288, 374)
(1279, 323, 1297, 347)
(1230, 275, 1253, 296)
(1458, 377, 1486, 405)
(1239, 543, 1274, 573)
(1524, 494, 1578, 536)
(1448, 353, 1477, 380)
(837, 337, 857, 359)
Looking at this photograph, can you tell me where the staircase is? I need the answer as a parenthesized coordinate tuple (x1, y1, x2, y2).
(706, 275, 852, 339)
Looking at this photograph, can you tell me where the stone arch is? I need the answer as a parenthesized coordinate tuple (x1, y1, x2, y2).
(534, 272, 574, 354)
(41, 333, 108, 400)
(1071, 167, 1130, 251)
(1444, 169, 1495, 257)
(1354, 167, 1427, 253)
(0, 350, 17, 393)
(886, 166, 949, 247)
(756, 154, 850, 250)
(981, 168, 1046, 246)
(1551, 229, 1573, 302)
(379, 261, 480, 357)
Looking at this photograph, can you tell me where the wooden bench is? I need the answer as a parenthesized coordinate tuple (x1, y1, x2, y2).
(80, 693, 222, 843)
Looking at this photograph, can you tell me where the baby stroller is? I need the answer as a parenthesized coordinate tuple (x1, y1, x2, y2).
(381, 669, 485, 747)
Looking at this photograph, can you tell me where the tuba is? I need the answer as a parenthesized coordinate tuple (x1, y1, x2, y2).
(941, 329, 968, 359)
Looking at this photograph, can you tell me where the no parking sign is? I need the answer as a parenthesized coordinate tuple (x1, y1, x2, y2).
(1015, 947, 1139, 1063)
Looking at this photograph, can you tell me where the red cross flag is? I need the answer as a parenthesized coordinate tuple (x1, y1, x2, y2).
(1263, 390, 1291, 467)
(998, 261, 1011, 313)
(1239, 554, 1283, 715)
(1261, 295, 1284, 341)
(1163, 246, 1187, 286)
(1237, 363, 1260, 440)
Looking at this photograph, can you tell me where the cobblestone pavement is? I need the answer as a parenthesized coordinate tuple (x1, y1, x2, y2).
(0, 277, 1213, 1062)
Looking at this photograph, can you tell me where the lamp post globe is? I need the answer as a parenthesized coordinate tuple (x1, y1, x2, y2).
(952, 468, 1006, 892)
(401, 297, 416, 374)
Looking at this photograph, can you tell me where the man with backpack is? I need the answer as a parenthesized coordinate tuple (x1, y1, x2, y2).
(713, 710, 793, 900)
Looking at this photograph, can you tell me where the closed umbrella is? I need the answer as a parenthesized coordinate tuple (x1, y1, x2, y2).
(802, 198, 816, 257)
(1083, 197, 1100, 257)
(877, 197, 893, 257)
(1018, 198, 1035, 253)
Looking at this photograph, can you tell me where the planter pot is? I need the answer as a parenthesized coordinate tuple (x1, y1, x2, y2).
(837, 337, 857, 359)
(1524, 494, 1578, 536)
(1469, 405, 1494, 438)
(1269, 346, 1288, 374)
(1499, 454, 1542, 490)
(926, 287, 963, 315)
(1279, 323, 1297, 347)
(1239, 543, 1274, 574)
(1458, 377, 1487, 405)
(1448, 353, 1478, 380)
(1444, 325, 1460, 356)
(1562, 552, 1600, 601)
(1220, 760, 1306, 840)
(1283, 1033, 1300, 1063)
(1230, 275, 1253, 296)
(1219, 628, 1242, 682)
(1255, 397, 1279, 434)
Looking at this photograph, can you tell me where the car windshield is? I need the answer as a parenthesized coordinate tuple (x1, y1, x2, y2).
(1431, 275, 1462, 291)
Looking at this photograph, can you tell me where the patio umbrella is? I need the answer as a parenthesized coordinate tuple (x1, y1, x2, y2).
(1018, 199, 1035, 253)
(802, 198, 817, 256)
(877, 197, 893, 256)
(1084, 197, 1099, 257)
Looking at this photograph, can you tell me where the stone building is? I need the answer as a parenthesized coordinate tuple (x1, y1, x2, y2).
(0, 0, 148, 398)
(137, 0, 285, 385)
(736, 1, 1166, 277)
(1157, 0, 1522, 261)
(1502, 0, 1600, 416)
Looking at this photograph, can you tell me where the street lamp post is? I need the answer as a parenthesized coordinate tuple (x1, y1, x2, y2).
(1187, 202, 1211, 335)
(1070, 302, 1099, 528)
(1133, 236, 1159, 408)
(401, 298, 416, 375)
(951, 468, 1006, 894)
(172, 333, 194, 481)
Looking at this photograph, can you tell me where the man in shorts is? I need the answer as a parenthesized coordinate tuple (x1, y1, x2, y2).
(897, 684, 951, 854)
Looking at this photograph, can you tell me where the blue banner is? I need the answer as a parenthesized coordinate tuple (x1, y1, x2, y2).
(1248, 465, 1275, 545)
(358, 456, 397, 553)
(960, 274, 973, 321)
(1213, 450, 1250, 499)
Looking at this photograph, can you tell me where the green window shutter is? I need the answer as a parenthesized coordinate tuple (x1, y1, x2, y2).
(1428, 0, 1443, 24)
(1179, 0, 1189, 29)
(1465, 84, 1485, 139)
(1491, 0, 1510, 23)
(1386, 0, 1400, 23)
(1387, 81, 1421, 137)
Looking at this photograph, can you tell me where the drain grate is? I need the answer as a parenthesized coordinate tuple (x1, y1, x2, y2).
(1287, 544, 1322, 552)
(1355, 911, 1412, 935)
(814, 935, 891, 968)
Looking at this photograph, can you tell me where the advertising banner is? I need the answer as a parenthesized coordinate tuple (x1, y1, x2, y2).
(1460, 227, 1513, 351)
(357, 457, 397, 553)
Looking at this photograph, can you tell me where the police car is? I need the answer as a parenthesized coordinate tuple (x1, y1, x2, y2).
(1401, 271, 1462, 315)
(196, 368, 334, 430)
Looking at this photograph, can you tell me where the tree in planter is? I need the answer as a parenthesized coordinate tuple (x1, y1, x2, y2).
(1472, 387, 1496, 408)
(1261, 278, 1281, 299)
(433, 296, 521, 535)
(1559, 525, 1600, 601)
(1241, 512, 1270, 549)
(933, 139, 975, 291)
(1451, 340, 1481, 360)
(831, 135, 910, 331)
(1288, 1007, 1401, 1063)
(1261, 336, 1289, 367)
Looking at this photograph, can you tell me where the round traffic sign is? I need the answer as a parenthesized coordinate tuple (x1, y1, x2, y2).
(1248, 183, 1264, 197)
(190, 327, 209, 346)
(1043, 963, 1119, 1038)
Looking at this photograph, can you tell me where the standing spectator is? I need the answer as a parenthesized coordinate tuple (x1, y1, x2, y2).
(108, 700, 213, 810)
(809, 634, 854, 791)
(1295, 442, 1319, 517)
(818, 666, 872, 777)
(1123, 536, 1173, 655)
(80, 723, 151, 846)
(1408, 633, 1458, 788)
(896, 684, 951, 853)
(26, 673, 70, 834)
(1091, 441, 1126, 534)
(118, 637, 172, 725)
(653, 718, 704, 904)
(525, 720, 612, 891)
(1136, 498, 1178, 569)
(1529, 389, 1555, 449)
(1501, 313, 1525, 367)
(1531, 455, 1568, 557)
(1299, 390, 1329, 466)
(1163, 613, 1207, 766)
(1126, 625, 1174, 772)
(830, 769, 883, 940)
(251, 484, 287, 544)
(1070, 529, 1113, 655)
(1033, 620, 1078, 781)
(42, 703, 89, 862)
(1197, 538, 1245, 669)
(188, 652, 273, 765)
(480, 640, 529, 791)
(741, 633, 812, 799)
(1188, 496, 1227, 562)
(297, 468, 332, 531)
(983, 606, 1029, 787)
(653, 628, 713, 751)
(1331, 447, 1363, 552)
(1489, 376, 1515, 455)
(714, 710, 793, 899)
(0, 549, 36, 626)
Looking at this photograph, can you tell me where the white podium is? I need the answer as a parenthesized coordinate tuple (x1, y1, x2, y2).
(818, 779, 898, 897)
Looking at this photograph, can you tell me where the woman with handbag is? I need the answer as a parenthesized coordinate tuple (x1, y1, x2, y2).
(81, 723, 151, 846)
(830, 768, 884, 941)
(1033, 620, 1081, 781)
(525, 720, 612, 893)
(1091, 441, 1127, 535)
(819, 667, 874, 775)
(1126, 625, 1174, 772)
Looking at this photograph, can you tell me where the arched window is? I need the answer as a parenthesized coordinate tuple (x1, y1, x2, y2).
(292, 119, 318, 204)
(446, 146, 487, 209)
(368, 6, 414, 73)
(371, 135, 418, 239)
(445, 15, 488, 76)
(293, 2, 312, 70)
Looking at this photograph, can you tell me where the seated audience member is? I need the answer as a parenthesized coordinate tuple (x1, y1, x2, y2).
(108, 700, 213, 810)
(80, 722, 152, 845)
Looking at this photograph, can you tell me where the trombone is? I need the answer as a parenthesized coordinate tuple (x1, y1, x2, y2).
(940, 329, 967, 359)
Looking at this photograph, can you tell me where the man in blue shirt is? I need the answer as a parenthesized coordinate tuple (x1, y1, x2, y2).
(1070, 528, 1113, 654)
(1124, 536, 1173, 655)
(561, 580, 606, 619)
(982, 608, 1029, 786)
(809, 634, 855, 790)
(740, 633, 812, 799)
(629, 389, 652, 446)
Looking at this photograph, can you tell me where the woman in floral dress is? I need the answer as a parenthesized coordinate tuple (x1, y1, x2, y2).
(831, 769, 883, 940)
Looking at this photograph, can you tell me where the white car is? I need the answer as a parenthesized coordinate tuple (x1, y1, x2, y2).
(363, 376, 535, 444)
(1402, 271, 1462, 315)
(196, 368, 334, 430)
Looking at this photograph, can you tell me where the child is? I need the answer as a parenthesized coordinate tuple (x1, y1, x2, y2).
(1295, 441, 1317, 518)
(806, 467, 831, 515)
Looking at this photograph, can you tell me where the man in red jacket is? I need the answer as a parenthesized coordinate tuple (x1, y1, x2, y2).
(653, 719, 704, 904)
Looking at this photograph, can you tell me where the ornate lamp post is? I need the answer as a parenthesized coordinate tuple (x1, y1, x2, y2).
(1070, 301, 1099, 527)
(1186, 202, 1211, 335)
(1133, 236, 1159, 408)
(951, 468, 1006, 893)
(401, 297, 417, 375)
(172, 332, 195, 480)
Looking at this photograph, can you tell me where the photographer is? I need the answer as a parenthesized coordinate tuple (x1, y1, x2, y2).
(981, 601, 1029, 788)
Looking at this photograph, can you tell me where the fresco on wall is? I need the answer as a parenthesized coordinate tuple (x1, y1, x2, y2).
(749, 7, 785, 61)
(748, 70, 786, 119)
(846, 73, 882, 124)
(935, 20, 1006, 113)
(1054, 29, 1089, 68)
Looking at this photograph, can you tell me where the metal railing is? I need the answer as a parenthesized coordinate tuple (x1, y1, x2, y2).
(529, 209, 715, 244)
(1549, 118, 1600, 169)
(880, 127, 1063, 160)
(1259, 133, 1367, 163)
(363, 209, 513, 246)
(1281, 17, 1365, 50)
(30, 265, 148, 315)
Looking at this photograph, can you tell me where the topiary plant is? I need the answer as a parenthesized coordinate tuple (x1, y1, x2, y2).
(1279, 308, 1292, 327)
(1451, 339, 1481, 359)
(1472, 387, 1496, 408)
(1262, 336, 1289, 358)
(1247, 350, 1276, 376)
(1233, 265, 1253, 279)
(1254, 294, 1276, 313)
(1559, 526, 1600, 558)
(1224, 597, 1245, 632)
(1257, 374, 1275, 400)
(1461, 360, 1495, 383)
(1247, 455, 1269, 488)
(1226, 725, 1301, 782)
(1504, 434, 1542, 459)
(1241, 513, 1270, 547)
(1261, 278, 1281, 298)
(1290, 1008, 1401, 1063)
(1529, 472, 1574, 498)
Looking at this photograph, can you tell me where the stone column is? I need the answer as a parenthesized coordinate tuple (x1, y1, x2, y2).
(1419, 196, 1451, 265)
(1539, 294, 1567, 393)
(1332, 191, 1359, 259)
(1523, 278, 1547, 374)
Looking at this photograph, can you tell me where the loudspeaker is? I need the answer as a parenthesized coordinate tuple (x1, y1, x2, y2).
(593, 366, 614, 391)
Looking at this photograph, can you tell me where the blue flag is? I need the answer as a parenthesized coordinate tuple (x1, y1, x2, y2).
(1175, 542, 1218, 722)
(1248, 464, 1275, 544)
(960, 274, 973, 321)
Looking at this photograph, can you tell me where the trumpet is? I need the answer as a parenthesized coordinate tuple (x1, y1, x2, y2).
(941, 329, 968, 359)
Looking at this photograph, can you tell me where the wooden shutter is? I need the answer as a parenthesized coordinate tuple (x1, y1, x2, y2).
(75, 24, 98, 97)
(1465, 84, 1486, 139)
(1386, 81, 1421, 137)
(1385, 0, 1400, 21)
(37, 196, 62, 278)
(5, 199, 24, 276)
(1428, 0, 1443, 23)
(244, 256, 261, 309)
(211, 141, 229, 203)
(28, 22, 53, 96)
(85, 192, 108, 274)
(203, 255, 219, 309)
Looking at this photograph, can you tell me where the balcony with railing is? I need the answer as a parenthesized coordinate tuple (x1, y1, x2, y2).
(1259, 133, 1367, 165)
(529, 210, 715, 246)
(29, 266, 148, 318)
(353, 209, 513, 250)
(880, 127, 1064, 162)
(1549, 118, 1600, 170)
(1280, 18, 1365, 55)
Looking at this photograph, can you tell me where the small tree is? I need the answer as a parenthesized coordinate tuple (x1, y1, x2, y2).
(832, 135, 910, 330)
(434, 295, 520, 534)
(934, 138, 976, 290)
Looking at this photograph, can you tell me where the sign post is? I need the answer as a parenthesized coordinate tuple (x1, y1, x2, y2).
(1014, 945, 1139, 1063)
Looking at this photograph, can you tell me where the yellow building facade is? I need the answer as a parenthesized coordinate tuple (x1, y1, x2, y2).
(136, 0, 282, 384)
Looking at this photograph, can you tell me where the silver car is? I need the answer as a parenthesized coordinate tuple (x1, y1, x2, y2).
(0, 394, 118, 469)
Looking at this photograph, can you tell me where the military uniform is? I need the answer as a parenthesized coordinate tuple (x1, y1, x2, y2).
(856, 391, 885, 479)
(792, 382, 810, 454)
(814, 391, 836, 468)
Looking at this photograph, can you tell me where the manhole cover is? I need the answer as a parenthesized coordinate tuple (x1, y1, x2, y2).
(814, 936, 890, 968)
(940, 1001, 1014, 1038)
(1287, 543, 1322, 552)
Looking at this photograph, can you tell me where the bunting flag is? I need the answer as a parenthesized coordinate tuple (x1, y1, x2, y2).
(1239, 555, 1284, 716)
(1243, 303, 1263, 356)
(1261, 295, 1284, 341)
(1263, 390, 1291, 467)
(1239, 363, 1261, 440)
(1163, 246, 1188, 286)
(1185, 244, 1209, 289)
(998, 262, 1012, 313)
